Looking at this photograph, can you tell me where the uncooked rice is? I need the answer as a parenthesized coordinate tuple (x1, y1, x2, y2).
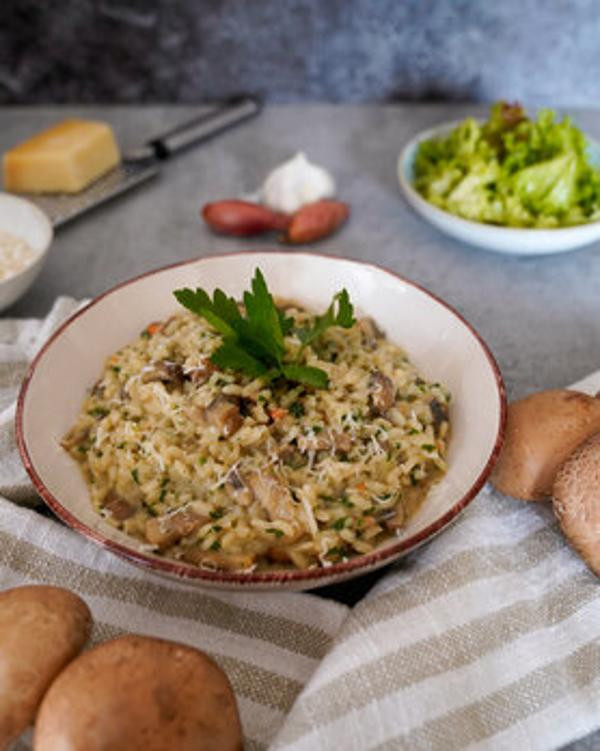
(0, 229, 36, 280)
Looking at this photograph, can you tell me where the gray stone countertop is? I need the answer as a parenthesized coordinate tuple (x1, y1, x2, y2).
(1, 105, 598, 751)
(3, 103, 600, 402)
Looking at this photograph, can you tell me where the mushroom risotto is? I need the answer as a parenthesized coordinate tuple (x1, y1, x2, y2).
(63, 271, 451, 572)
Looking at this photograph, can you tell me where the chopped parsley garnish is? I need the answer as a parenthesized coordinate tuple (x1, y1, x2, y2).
(331, 517, 348, 530)
(289, 401, 305, 418)
(131, 468, 140, 484)
(210, 540, 221, 551)
(266, 527, 285, 538)
(88, 407, 109, 418)
(209, 507, 225, 520)
(326, 546, 347, 560)
(421, 444, 436, 452)
(142, 500, 158, 517)
(340, 494, 354, 508)
(198, 456, 207, 466)
(158, 477, 169, 502)
(212, 525, 222, 532)
(111, 365, 121, 373)
(173, 268, 355, 389)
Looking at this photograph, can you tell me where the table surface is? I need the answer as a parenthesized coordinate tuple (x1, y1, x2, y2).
(1, 104, 598, 750)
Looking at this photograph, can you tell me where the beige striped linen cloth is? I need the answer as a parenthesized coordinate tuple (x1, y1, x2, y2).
(1, 298, 598, 751)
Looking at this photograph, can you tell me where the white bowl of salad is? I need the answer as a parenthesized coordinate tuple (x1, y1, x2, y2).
(398, 101, 600, 255)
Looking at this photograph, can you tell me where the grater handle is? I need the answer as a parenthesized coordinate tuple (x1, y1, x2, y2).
(148, 97, 261, 159)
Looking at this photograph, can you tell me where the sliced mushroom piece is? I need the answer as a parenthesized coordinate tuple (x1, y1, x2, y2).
(185, 358, 217, 386)
(368, 370, 395, 416)
(278, 444, 308, 469)
(145, 509, 207, 550)
(358, 317, 384, 349)
(141, 360, 185, 388)
(267, 546, 293, 564)
(90, 379, 105, 399)
(204, 396, 244, 438)
(384, 504, 405, 531)
(430, 398, 449, 429)
(331, 430, 353, 454)
(182, 548, 255, 571)
(313, 434, 332, 452)
(246, 473, 305, 540)
(227, 465, 245, 490)
(61, 425, 90, 452)
(225, 466, 254, 506)
(102, 491, 136, 521)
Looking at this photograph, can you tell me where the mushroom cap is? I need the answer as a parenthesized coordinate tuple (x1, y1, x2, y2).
(0, 585, 91, 750)
(34, 634, 243, 751)
(552, 431, 600, 577)
(490, 389, 600, 501)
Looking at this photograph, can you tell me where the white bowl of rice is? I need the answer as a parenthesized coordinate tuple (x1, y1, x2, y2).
(17, 252, 506, 590)
(0, 193, 52, 312)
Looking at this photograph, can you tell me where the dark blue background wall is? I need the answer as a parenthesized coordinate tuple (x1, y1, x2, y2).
(0, 0, 596, 105)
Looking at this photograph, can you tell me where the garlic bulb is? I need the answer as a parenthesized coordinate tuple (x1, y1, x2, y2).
(261, 152, 336, 214)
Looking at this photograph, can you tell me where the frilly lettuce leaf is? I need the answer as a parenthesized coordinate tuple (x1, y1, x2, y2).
(414, 101, 600, 228)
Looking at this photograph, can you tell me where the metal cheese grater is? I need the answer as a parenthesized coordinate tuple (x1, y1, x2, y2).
(16, 97, 261, 229)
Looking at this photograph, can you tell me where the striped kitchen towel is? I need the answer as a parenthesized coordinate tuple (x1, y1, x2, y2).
(1, 299, 598, 750)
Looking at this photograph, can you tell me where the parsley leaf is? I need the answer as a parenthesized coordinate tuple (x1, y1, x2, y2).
(278, 309, 295, 336)
(173, 287, 238, 338)
(174, 268, 355, 389)
(297, 289, 355, 351)
(210, 341, 267, 378)
(281, 363, 329, 389)
(243, 269, 285, 358)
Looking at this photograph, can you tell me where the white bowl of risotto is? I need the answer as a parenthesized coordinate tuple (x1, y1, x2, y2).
(0, 193, 53, 312)
(17, 252, 505, 590)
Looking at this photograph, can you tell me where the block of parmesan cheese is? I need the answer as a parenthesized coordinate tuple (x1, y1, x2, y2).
(3, 119, 121, 194)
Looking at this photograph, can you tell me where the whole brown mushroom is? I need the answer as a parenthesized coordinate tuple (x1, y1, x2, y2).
(0, 585, 92, 750)
(552, 431, 600, 578)
(34, 634, 243, 751)
(490, 389, 600, 501)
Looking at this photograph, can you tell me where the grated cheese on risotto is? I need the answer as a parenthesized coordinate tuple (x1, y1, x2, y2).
(63, 303, 451, 572)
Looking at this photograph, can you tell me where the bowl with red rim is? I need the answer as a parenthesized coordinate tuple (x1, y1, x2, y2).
(17, 251, 506, 590)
